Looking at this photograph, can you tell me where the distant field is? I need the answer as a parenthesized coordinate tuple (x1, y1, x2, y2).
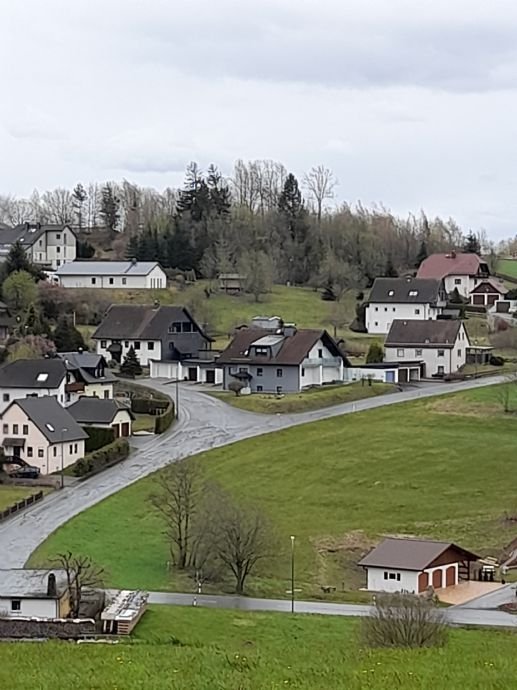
(30, 383, 517, 600)
(210, 381, 394, 414)
(0, 605, 516, 690)
(497, 259, 517, 279)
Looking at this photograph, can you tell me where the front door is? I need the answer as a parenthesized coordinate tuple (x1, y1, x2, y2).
(188, 367, 197, 382)
(206, 370, 215, 384)
(13, 445, 20, 459)
(121, 423, 130, 437)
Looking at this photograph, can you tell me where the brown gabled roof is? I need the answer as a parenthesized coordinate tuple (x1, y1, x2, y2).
(417, 252, 488, 279)
(470, 279, 508, 295)
(218, 328, 348, 366)
(358, 538, 479, 571)
(385, 319, 465, 348)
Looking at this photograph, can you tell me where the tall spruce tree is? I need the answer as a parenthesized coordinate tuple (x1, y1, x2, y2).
(5, 241, 34, 276)
(207, 164, 231, 216)
(120, 346, 142, 377)
(415, 240, 428, 268)
(72, 183, 88, 231)
(100, 183, 120, 231)
(463, 232, 481, 254)
(53, 316, 86, 352)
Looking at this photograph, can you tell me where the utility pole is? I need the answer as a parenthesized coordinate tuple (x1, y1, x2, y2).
(60, 427, 68, 489)
(290, 535, 295, 613)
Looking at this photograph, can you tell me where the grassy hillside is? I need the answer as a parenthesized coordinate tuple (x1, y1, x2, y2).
(497, 258, 517, 279)
(0, 606, 515, 690)
(30, 384, 517, 599)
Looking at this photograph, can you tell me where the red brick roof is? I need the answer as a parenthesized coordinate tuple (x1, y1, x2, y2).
(417, 253, 488, 279)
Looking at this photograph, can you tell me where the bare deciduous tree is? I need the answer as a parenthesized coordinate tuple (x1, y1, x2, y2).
(41, 188, 74, 224)
(303, 165, 337, 221)
(53, 551, 104, 618)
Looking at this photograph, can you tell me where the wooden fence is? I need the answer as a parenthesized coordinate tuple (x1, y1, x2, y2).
(0, 490, 43, 522)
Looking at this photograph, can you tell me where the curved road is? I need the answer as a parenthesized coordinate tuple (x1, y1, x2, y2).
(0, 375, 504, 569)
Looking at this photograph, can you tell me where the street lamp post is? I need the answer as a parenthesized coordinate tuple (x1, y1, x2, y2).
(290, 535, 295, 613)
(60, 427, 68, 489)
(175, 376, 179, 419)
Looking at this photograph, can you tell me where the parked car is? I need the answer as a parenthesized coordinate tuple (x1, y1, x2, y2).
(9, 466, 41, 479)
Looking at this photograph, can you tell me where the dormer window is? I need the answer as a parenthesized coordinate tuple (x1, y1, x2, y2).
(408, 290, 418, 297)
(254, 347, 269, 356)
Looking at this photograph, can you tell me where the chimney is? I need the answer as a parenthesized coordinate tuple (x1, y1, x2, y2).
(131, 257, 137, 265)
(283, 323, 297, 337)
(47, 573, 57, 597)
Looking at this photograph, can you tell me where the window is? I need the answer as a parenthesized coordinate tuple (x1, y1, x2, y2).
(56, 233, 61, 240)
(91, 277, 96, 285)
(384, 307, 388, 312)
(56, 260, 61, 266)
(301, 367, 305, 376)
(318, 349, 323, 358)
(39, 239, 43, 247)
(74, 443, 78, 453)
(374, 307, 378, 312)
(257, 385, 263, 392)
(414, 308, 420, 315)
(374, 322, 378, 327)
(46, 423, 55, 432)
(437, 349, 445, 357)
(27, 447, 33, 458)
(134, 341, 140, 350)
(168, 322, 182, 334)
(383, 572, 388, 580)
(109, 277, 114, 285)
(37, 373, 48, 382)
(454, 278, 461, 285)
(12, 424, 18, 435)
(437, 365, 445, 375)
(276, 386, 283, 394)
(396, 573, 401, 581)
(2, 393, 9, 402)
(169, 342, 175, 351)
(104, 390, 109, 399)
(69, 444, 73, 454)
(56, 246, 61, 253)
(122, 277, 127, 285)
(148, 342, 155, 350)
(38, 449, 44, 458)
(388, 290, 394, 296)
(257, 367, 263, 377)
(415, 349, 422, 357)
(276, 368, 283, 377)
(457, 349, 461, 357)
(124, 341, 129, 348)
(388, 573, 397, 580)
(408, 290, 418, 297)
(10, 600, 21, 612)
(254, 347, 268, 355)
(397, 349, 404, 357)
(22, 425, 28, 435)
(2, 424, 7, 434)
(53, 446, 57, 457)
(100, 340, 106, 348)
(392, 307, 396, 312)
(182, 322, 192, 333)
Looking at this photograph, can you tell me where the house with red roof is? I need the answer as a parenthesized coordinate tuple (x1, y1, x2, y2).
(417, 251, 490, 299)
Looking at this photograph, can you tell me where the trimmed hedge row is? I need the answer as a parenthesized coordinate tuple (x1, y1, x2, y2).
(154, 403, 175, 434)
(131, 397, 169, 415)
(116, 380, 175, 435)
(85, 426, 115, 453)
(73, 438, 130, 478)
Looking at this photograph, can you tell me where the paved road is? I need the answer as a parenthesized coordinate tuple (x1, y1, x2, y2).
(0, 374, 505, 569)
(147, 590, 517, 628)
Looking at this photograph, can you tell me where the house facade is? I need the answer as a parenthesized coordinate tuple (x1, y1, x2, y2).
(358, 538, 479, 594)
(218, 326, 349, 394)
(365, 277, 447, 334)
(56, 352, 116, 399)
(0, 397, 87, 474)
(469, 279, 508, 307)
(0, 223, 76, 270)
(55, 260, 166, 289)
(0, 359, 80, 413)
(0, 569, 70, 619)
(385, 320, 469, 378)
(417, 252, 490, 298)
(68, 398, 133, 437)
(93, 305, 213, 367)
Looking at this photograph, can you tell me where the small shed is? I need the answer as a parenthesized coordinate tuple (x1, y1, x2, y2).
(101, 590, 148, 635)
(358, 538, 479, 593)
(219, 273, 245, 294)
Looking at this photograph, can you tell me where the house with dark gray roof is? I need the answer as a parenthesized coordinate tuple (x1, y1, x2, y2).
(0, 568, 71, 618)
(0, 222, 76, 270)
(0, 396, 87, 474)
(358, 537, 479, 594)
(68, 398, 133, 437)
(0, 359, 72, 413)
(56, 351, 117, 399)
(218, 324, 350, 393)
(55, 259, 166, 289)
(384, 319, 469, 379)
(365, 276, 447, 334)
(93, 304, 213, 367)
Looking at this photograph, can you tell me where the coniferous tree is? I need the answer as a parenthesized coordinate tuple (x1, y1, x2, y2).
(207, 164, 231, 216)
(52, 315, 86, 352)
(77, 240, 95, 259)
(126, 234, 139, 260)
(415, 240, 428, 268)
(5, 241, 34, 276)
(100, 183, 120, 231)
(72, 183, 88, 231)
(463, 232, 481, 254)
(120, 346, 142, 377)
(25, 304, 47, 336)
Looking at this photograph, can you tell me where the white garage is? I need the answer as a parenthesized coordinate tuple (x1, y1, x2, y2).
(150, 359, 222, 385)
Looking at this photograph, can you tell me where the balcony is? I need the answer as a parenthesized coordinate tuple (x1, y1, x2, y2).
(65, 382, 85, 393)
(303, 357, 342, 367)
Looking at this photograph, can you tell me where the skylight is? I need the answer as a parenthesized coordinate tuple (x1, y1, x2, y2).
(408, 290, 418, 296)
(46, 423, 55, 432)
(37, 373, 49, 382)
(388, 290, 394, 296)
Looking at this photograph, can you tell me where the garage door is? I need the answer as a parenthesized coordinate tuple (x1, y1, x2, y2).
(445, 566, 455, 587)
(473, 294, 485, 305)
(111, 424, 120, 439)
(206, 370, 215, 384)
(399, 369, 408, 383)
(418, 571, 429, 593)
(188, 367, 197, 382)
(432, 569, 442, 589)
(121, 422, 130, 437)
(385, 370, 395, 383)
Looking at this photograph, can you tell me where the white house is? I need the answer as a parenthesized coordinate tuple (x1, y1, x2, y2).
(68, 398, 134, 437)
(0, 569, 70, 618)
(417, 251, 490, 298)
(0, 359, 77, 413)
(358, 538, 479, 594)
(0, 223, 77, 270)
(385, 319, 469, 378)
(55, 260, 167, 289)
(56, 351, 116, 400)
(365, 277, 447, 335)
(1, 396, 87, 474)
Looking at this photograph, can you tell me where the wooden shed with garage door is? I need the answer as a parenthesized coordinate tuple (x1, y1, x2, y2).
(358, 538, 479, 594)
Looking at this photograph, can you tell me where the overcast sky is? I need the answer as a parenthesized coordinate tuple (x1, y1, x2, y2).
(2, 0, 517, 238)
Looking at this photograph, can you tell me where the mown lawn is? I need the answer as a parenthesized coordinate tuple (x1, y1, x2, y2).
(1, 606, 517, 690)
(497, 258, 517, 279)
(29, 383, 517, 600)
(210, 382, 395, 414)
(0, 486, 43, 511)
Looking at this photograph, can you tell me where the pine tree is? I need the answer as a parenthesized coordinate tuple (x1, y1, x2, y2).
(125, 234, 139, 260)
(366, 342, 384, 363)
(120, 346, 142, 378)
(100, 183, 120, 231)
(415, 240, 428, 268)
(72, 183, 88, 231)
(170, 217, 196, 270)
(176, 162, 211, 222)
(52, 316, 86, 352)
(25, 304, 47, 336)
(207, 164, 231, 216)
(5, 241, 34, 276)
(463, 232, 481, 254)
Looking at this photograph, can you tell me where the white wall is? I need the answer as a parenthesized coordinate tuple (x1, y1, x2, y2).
(145, 265, 167, 289)
(366, 302, 442, 334)
(59, 265, 166, 289)
(300, 339, 344, 387)
(30, 228, 76, 270)
(150, 360, 222, 384)
(345, 367, 398, 384)
(0, 384, 67, 414)
(0, 597, 58, 618)
(96, 339, 161, 366)
(83, 382, 114, 399)
(444, 274, 476, 298)
(366, 568, 419, 593)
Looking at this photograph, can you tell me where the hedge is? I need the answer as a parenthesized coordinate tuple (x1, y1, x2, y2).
(154, 403, 175, 434)
(73, 438, 130, 478)
(84, 426, 115, 453)
(131, 397, 169, 415)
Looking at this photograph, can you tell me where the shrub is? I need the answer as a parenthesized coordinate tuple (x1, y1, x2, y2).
(73, 438, 130, 478)
(360, 593, 447, 649)
(366, 342, 384, 364)
(154, 403, 175, 434)
(131, 397, 169, 415)
(84, 427, 116, 453)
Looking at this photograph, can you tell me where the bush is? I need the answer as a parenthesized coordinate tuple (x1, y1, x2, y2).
(154, 403, 175, 434)
(228, 381, 244, 396)
(131, 397, 169, 415)
(366, 342, 384, 364)
(85, 427, 116, 453)
(489, 355, 505, 366)
(73, 438, 130, 478)
(360, 593, 447, 649)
